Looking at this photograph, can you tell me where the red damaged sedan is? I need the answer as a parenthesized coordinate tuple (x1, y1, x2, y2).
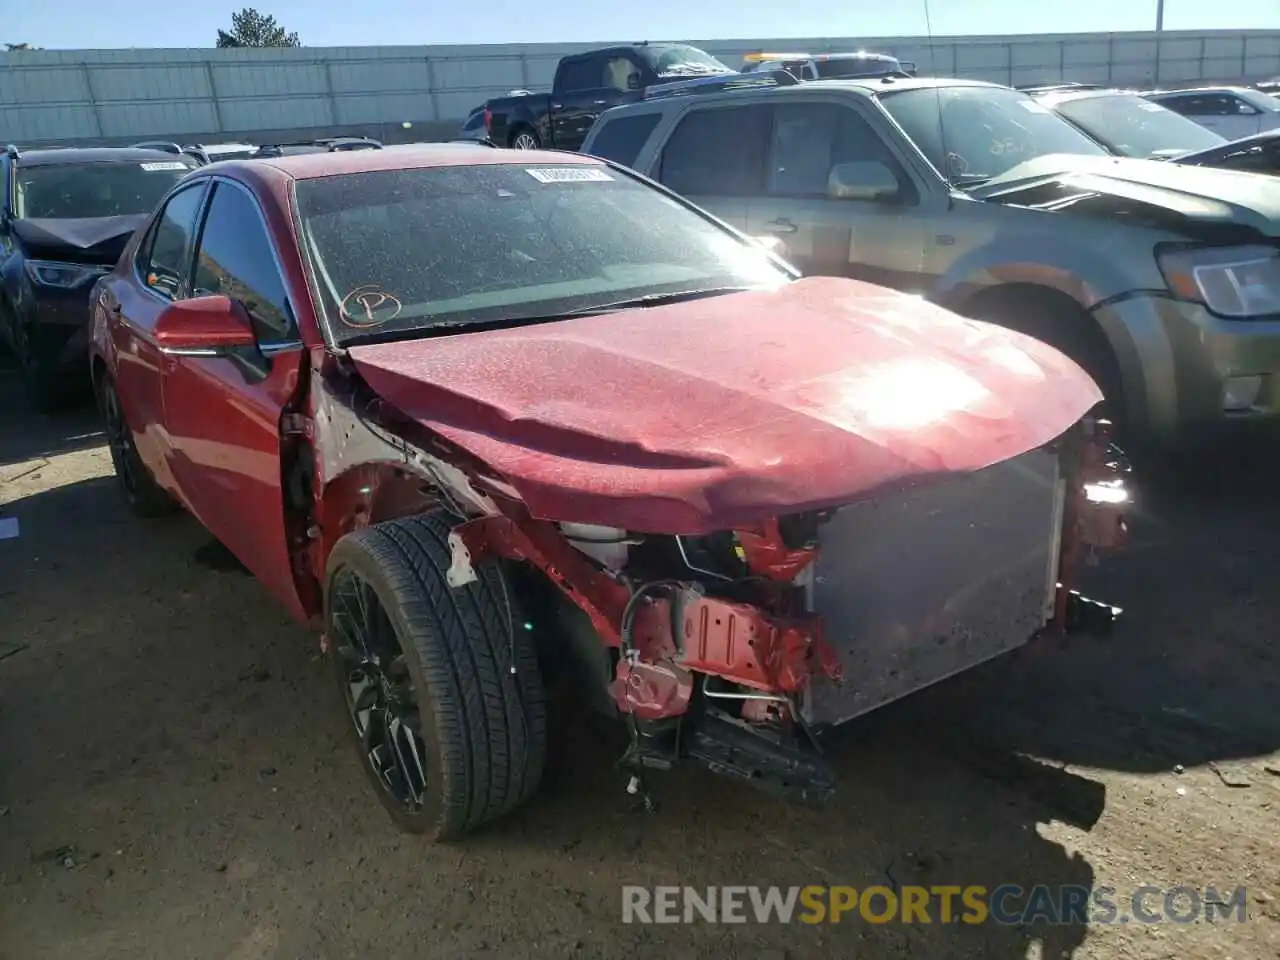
(88, 145, 1128, 839)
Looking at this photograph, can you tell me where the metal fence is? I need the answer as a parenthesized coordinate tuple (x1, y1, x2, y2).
(1, 29, 1278, 146)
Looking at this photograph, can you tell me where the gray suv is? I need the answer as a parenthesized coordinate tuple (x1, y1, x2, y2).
(581, 77, 1280, 450)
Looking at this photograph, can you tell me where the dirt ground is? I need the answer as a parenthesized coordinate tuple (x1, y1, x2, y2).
(0, 367, 1277, 960)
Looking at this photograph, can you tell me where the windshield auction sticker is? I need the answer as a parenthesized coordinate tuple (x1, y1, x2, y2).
(140, 161, 192, 171)
(525, 167, 615, 183)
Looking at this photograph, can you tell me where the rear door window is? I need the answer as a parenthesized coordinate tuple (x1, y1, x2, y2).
(587, 113, 661, 168)
(557, 57, 605, 93)
(658, 104, 771, 196)
(138, 182, 207, 300)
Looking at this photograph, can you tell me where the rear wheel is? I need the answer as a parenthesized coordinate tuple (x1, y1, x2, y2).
(325, 511, 547, 839)
(509, 127, 541, 150)
(99, 375, 178, 517)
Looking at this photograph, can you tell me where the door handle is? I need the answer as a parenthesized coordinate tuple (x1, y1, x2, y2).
(764, 218, 798, 234)
(592, 99, 608, 106)
(551, 102, 564, 109)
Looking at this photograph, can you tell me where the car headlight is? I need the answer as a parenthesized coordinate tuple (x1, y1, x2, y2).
(1157, 245, 1280, 318)
(23, 259, 109, 289)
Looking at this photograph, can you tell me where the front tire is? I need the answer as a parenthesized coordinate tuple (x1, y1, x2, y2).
(98, 375, 178, 517)
(325, 511, 547, 839)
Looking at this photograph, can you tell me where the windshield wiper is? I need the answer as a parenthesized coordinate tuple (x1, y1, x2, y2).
(339, 286, 754, 347)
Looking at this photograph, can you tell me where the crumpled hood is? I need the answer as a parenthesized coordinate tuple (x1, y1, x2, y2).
(969, 153, 1280, 237)
(11, 215, 148, 264)
(349, 277, 1101, 533)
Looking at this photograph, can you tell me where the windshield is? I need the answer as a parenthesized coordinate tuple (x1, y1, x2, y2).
(879, 86, 1109, 185)
(295, 163, 790, 346)
(1054, 94, 1225, 157)
(641, 44, 733, 78)
(14, 160, 195, 219)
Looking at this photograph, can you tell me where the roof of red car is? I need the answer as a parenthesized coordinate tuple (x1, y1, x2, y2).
(245, 143, 603, 181)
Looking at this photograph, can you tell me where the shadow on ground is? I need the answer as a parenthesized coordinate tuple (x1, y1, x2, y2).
(0, 370, 102, 471)
(0, 477, 1095, 960)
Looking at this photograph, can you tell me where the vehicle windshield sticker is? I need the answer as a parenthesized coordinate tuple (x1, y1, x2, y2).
(1018, 100, 1051, 113)
(340, 285, 403, 328)
(140, 161, 191, 171)
(525, 167, 615, 183)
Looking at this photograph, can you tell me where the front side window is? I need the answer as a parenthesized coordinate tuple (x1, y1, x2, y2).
(140, 183, 206, 300)
(767, 101, 915, 200)
(14, 159, 196, 220)
(1053, 94, 1225, 157)
(603, 56, 642, 92)
(192, 182, 292, 340)
(880, 85, 1109, 186)
(1160, 94, 1234, 117)
(294, 163, 790, 346)
(660, 104, 771, 196)
(1229, 90, 1280, 114)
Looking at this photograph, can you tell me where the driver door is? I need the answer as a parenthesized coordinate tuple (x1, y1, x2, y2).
(160, 177, 309, 620)
(745, 100, 930, 290)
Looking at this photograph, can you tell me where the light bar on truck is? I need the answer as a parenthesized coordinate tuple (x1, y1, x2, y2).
(643, 70, 800, 100)
(743, 52, 809, 62)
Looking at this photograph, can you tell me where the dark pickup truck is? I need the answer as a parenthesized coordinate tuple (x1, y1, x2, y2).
(481, 42, 734, 151)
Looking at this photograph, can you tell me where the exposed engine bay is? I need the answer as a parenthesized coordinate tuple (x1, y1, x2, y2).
(304, 362, 1130, 809)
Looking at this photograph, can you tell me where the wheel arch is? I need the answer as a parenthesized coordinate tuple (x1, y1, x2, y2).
(955, 281, 1128, 410)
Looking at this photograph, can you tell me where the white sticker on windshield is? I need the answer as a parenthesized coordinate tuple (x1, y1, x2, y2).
(525, 167, 614, 183)
(140, 161, 190, 171)
(1018, 100, 1051, 113)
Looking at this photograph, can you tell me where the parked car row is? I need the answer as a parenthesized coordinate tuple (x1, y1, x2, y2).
(79, 140, 1130, 839)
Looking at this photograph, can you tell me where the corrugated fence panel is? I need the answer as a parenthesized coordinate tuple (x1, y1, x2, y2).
(0, 29, 1278, 144)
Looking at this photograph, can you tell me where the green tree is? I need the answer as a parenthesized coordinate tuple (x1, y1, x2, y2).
(216, 8, 300, 48)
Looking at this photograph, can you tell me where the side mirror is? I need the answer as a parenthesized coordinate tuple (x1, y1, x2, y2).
(827, 161, 901, 202)
(154, 295, 270, 381)
(154, 294, 256, 353)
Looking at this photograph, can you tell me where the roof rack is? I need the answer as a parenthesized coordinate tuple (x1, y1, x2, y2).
(253, 136, 383, 156)
(644, 69, 800, 101)
(130, 140, 184, 154)
(1017, 82, 1108, 93)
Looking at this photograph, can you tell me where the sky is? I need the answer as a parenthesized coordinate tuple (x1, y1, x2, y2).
(4, 0, 1277, 49)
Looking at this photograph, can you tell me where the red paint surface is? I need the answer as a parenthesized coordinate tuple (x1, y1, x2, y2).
(350, 277, 1102, 534)
(152, 296, 256, 350)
